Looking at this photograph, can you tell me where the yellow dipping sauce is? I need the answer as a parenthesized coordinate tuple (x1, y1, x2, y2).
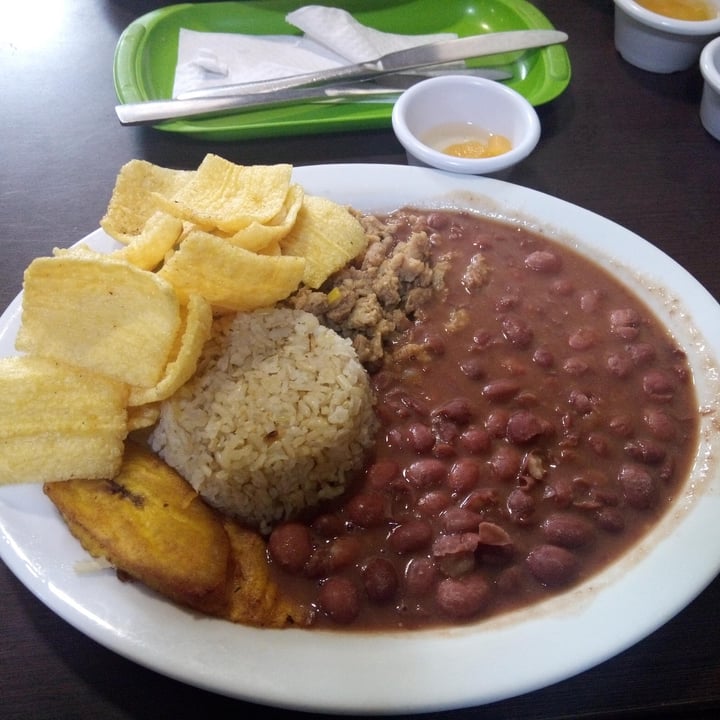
(444, 135, 512, 159)
(423, 123, 513, 159)
(635, 0, 717, 21)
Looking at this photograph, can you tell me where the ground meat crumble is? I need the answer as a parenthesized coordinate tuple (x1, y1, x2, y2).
(287, 211, 451, 369)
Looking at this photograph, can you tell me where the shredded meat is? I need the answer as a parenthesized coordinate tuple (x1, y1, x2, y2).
(462, 252, 490, 291)
(287, 211, 449, 369)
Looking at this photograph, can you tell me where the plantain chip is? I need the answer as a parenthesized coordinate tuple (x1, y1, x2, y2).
(109, 211, 184, 270)
(53, 244, 104, 260)
(257, 240, 282, 257)
(16, 254, 182, 388)
(128, 293, 212, 406)
(155, 154, 293, 233)
(44, 444, 309, 626)
(226, 183, 305, 253)
(280, 195, 368, 289)
(44, 443, 231, 615)
(0, 356, 127, 485)
(100, 159, 193, 242)
(127, 403, 160, 432)
(157, 229, 305, 312)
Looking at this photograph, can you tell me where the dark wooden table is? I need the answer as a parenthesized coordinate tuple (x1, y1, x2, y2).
(2, 1, 720, 718)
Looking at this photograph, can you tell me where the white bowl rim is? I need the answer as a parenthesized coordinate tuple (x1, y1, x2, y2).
(614, 0, 720, 36)
(391, 75, 541, 174)
(700, 34, 720, 85)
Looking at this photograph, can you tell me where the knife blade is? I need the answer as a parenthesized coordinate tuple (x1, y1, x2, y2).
(175, 29, 567, 100)
(115, 70, 512, 126)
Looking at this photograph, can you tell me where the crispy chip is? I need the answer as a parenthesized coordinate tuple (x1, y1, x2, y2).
(257, 240, 282, 257)
(128, 294, 212, 406)
(100, 159, 192, 242)
(0, 356, 127, 485)
(127, 403, 160, 431)
(156, 155, 294, 233)
(158, 229, 305, 312)
(226, 183, 304, 252)
(109, 211, 183, 270)
(16, 254, 182, 388)
(44, 444, 231, 614)
(281, 195, 368, 288)
(53, 244, 104, 259)
(225, 221, 286, 254)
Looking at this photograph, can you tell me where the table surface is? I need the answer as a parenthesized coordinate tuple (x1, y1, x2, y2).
(2, 1, 720, 718)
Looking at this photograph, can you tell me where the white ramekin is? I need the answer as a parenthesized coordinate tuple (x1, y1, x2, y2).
(391, 75, 541, 176)
(614, 0, 720, 73)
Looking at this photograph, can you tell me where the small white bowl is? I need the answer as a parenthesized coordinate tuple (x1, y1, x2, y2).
(700, 35, 720, 139)
(391, 75, 541, 176)
(614, 0, 720, 73)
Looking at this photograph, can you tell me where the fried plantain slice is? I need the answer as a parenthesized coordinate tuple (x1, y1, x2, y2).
(222, 521, 311, 628)
(45, 443, 309, 627)
(44, 443, 231, 614)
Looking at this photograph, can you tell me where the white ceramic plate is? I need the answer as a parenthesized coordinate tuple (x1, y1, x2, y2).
(1, 164, 720, 714)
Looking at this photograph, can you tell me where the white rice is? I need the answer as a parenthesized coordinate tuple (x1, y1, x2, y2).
(149, 307, 377, 534)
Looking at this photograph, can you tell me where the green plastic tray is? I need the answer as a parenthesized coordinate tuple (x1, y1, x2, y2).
(114, 0, 571, 140)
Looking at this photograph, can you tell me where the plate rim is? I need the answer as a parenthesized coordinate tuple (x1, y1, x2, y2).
(1, 163, 719, 714)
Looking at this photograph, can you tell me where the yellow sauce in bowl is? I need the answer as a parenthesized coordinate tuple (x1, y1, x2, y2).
(443, 135, 512, 159)
(635, 0, 717, 21)
(423, 123, 513, 160)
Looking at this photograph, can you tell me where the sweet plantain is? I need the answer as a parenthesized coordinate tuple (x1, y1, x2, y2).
(44, 443, 310, 627)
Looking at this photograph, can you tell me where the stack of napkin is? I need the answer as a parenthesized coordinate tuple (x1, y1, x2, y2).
(172, 5, 457, 97)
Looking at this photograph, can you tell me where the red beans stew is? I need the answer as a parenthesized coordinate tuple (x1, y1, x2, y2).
(269, 209, 698, 629)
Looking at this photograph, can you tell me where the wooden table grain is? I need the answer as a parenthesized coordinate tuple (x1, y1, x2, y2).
(2, 2, 720, 718)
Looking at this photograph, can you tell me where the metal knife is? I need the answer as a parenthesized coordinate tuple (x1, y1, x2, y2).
(117, 83, 403, 125)
(175, 29, 568, 99)
(115, 70, 512, 126)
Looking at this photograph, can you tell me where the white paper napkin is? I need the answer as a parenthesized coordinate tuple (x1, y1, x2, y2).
(286, 6, 456, 62)
(172, 5, 457, 97)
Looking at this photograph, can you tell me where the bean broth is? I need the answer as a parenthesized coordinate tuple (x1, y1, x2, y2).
(269, 209, 698, 630)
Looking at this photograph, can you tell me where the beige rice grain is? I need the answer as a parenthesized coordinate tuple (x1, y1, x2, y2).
(149, 307, 377, 534)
